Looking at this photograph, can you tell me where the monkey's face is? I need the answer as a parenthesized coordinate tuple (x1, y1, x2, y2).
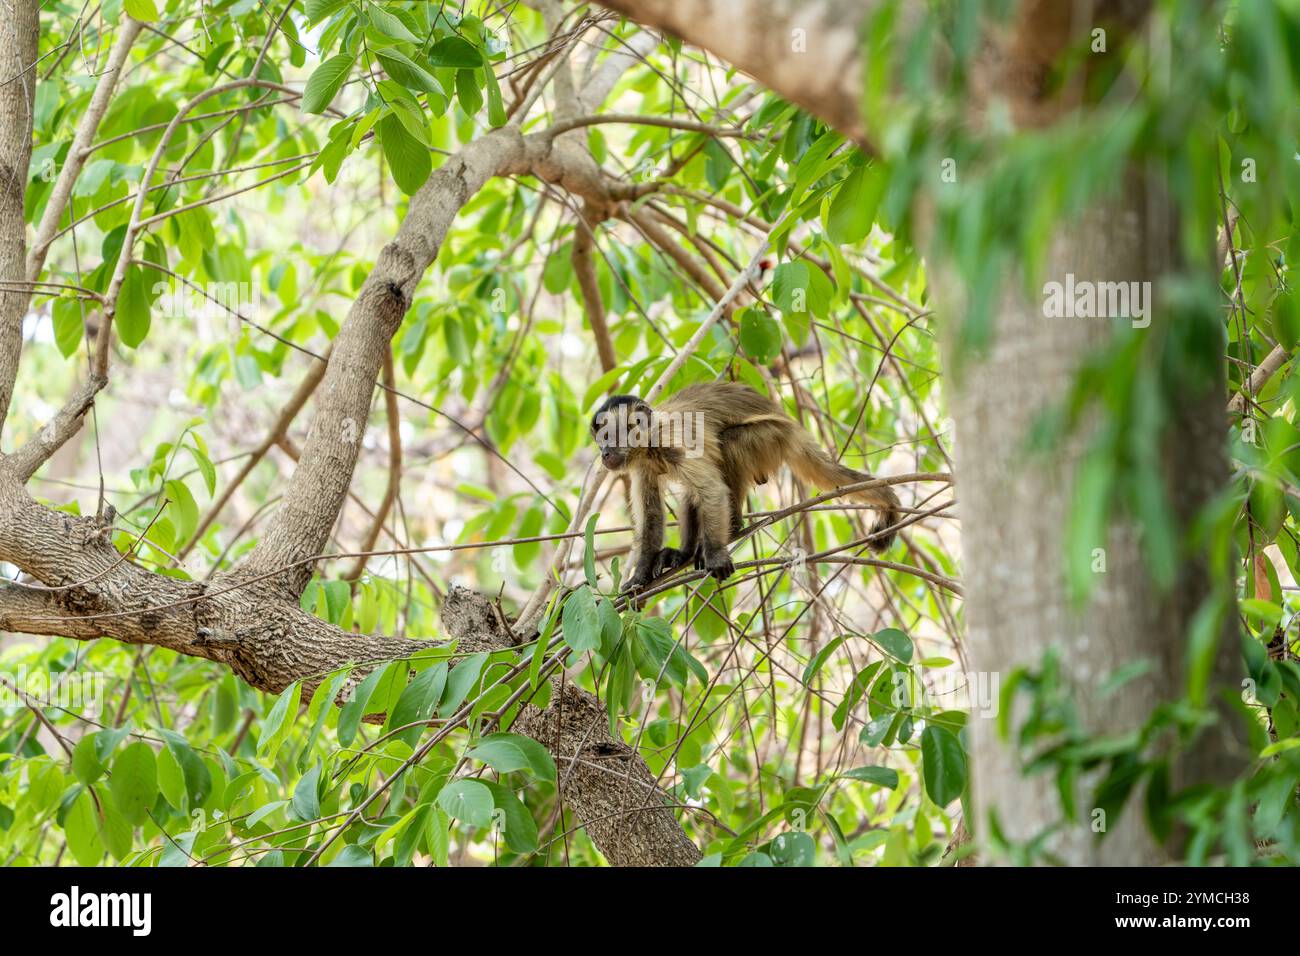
(590, 395, 653, 471)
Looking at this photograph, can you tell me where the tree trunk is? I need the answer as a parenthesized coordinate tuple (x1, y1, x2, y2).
(0, 0, 39, 435)
(938, 170, 1244, 863)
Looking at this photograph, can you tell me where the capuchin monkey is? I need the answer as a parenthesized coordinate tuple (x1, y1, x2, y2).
(590, 382, 902, 593)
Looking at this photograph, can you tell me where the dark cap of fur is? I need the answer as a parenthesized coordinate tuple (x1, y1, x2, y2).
(590, 394, 645, 434)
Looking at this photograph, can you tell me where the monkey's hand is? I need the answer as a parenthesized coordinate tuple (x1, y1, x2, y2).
(703, 549, 735, 582)
(651, 547, 694, 578)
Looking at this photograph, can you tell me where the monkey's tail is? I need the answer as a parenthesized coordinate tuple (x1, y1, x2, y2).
(786, 433, 901, 552)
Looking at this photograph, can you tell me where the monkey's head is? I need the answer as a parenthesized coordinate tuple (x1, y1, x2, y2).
(590, 394, 654, 471)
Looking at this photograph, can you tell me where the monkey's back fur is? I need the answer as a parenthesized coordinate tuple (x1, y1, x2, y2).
(656, 382, 901, 552)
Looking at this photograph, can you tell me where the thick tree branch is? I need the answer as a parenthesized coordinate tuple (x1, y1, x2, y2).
(0, 465, 703, 865)
(597, 0, 878, 147)
(240, 127, 532, 598)
(0, 0, 40, 439)
(0, 474, 437, 698)
(344, 351, 402, 582)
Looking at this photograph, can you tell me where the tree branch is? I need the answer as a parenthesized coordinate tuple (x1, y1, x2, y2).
(239, 126, 532, 598)
(25, 16, 144, 286)
(597, 0, 878, 147)
(0, 0, 40, 438)
(344, 351, 402, 582)
(572, 206, 616, 374)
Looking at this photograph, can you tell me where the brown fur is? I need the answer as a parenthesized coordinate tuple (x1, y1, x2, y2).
(591, 382, 901, 591)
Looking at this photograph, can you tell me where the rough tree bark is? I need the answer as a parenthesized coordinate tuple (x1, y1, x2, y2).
(0, 0, 39, 434)
(939, 174, 1244, 863)
(597, 0, 877, 148)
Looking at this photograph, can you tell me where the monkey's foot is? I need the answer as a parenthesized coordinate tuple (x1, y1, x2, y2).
(703, 550, 735, 582)
(651, 547, 694, 577)
(620, 571, 653, 596)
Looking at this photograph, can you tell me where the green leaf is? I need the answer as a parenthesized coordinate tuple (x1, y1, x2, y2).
(299, 667, 351, 770)
(597, 597, 622, 658)
(858, 713, 893, 747)
(301, 53, 356, 114)
(437, 779, 493, 827)
(290, 763, 322, 821)
(158, 730, 212, 808)
(802, 635, 847, 685)
(367, 4, 420, 42)
(842, 765, 899, 789)
(789, 131, 844, 203)
(386, 98, 431, 145)
(772, 261, 810, 314)
(739, 307, 783, 364)
(338, 666, 386, 747)
(873, 627, 913, 662)
(440, 652, 487, 715)
(115, 266, 152, 348)
(378, 113, 431, 195)
(920, 726, 967, 806)
(543, 243, 573, 293)
(123, 0, 159, 22)
(98, 799, 134, 861)
(327, 844, 374, 866)
(187, 442, 216, 496)
(305, 0, 349, 24)
(164, 478, 199, 544)
(64, 789, 104, 865)
(426, 807, 451, 866)
(562, 586, 601, 654)
(72, 735, 105, 785)
(320, 579, 350, 624)
(157, 745, 186, 811)
(583, 512, 600, 587)
(483, 64, 507, 127)
(768, 830, 816, 867)
(826, 164, 884, 244)
(52, 298, 83, 358)
(428, 37, 482, 68)
(466, 733, 557, 781)
(110, 742, 158, 826)
(258, 680, 302, 763)
(455, 68, 483, 115)
(376, 49, 439, 94)
(483, 781, 539, 854)
(386, 662, 447, 747)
